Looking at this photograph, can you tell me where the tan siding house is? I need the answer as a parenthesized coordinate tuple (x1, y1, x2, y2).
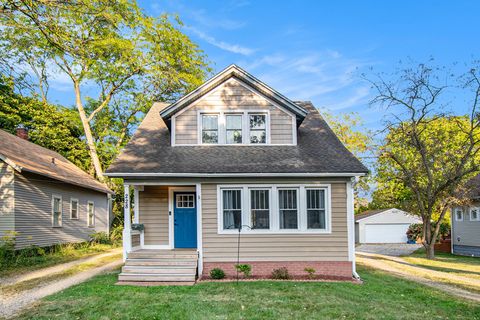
(106, 65, 367, 283)
(0, 129, 113, 249)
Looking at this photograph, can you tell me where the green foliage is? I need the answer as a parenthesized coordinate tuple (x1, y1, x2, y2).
(406, 222, 450, 242)
(209, 268, 226, 280)
(89, 232, 112, 245)
(109, 224, 123, 243)
(271, 267, 290, 280)
(304, 267, 316, 279)
(0, 231, 17, 268)
(235, 264, 252, 278)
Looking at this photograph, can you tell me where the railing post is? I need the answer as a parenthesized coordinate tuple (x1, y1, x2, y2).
(123, 184, 131, 261)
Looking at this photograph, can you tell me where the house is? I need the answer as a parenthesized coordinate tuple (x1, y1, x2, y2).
(105, 65, 368, 283)
(451, 206, 480, 257)
(0, 128, 113, 249)
(355, 208, 421, 244)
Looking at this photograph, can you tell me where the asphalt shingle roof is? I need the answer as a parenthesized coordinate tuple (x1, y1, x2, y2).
(0, 129, 112, 194)
(106, 101, 368, 176)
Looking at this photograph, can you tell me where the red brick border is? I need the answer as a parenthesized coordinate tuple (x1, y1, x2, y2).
(203, 261, 353, 280)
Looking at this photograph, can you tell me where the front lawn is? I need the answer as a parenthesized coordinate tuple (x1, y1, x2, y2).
(15, 266, 480, 320)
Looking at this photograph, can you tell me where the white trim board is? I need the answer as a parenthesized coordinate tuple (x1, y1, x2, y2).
(106, 172, 367, 178)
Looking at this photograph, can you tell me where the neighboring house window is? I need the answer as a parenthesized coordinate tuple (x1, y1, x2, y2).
(87, 201, 95, 227)
(250, 189, 270, 229)
(249, 114, 266, 144)
(306, 189, 326, 229)
(52, 195, 62, 227)
(278, 189, 298, 229)
(219, 184, 330, 234)
(176, 194, 195, 208)
(455, 208, 463, 221)
(222, 189, 242, 229)
(226, 114, 243, 144)
(201, 114, 218, 144)
(470, 207, 480, 221)
(70, 198, 79, 219)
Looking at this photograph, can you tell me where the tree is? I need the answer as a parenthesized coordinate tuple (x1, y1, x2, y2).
(324, 111, 373, 210)
(367, 62, 480, 259)
(0, 74, 90, 170)
(0, 0, 210, 181)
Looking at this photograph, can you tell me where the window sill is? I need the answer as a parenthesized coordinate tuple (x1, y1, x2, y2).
(218, 229, 331, 235)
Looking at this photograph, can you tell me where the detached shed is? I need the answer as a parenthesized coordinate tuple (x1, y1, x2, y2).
(355, 208, 421, 244)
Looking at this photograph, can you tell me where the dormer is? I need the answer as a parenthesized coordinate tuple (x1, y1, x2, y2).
(159, 65, 308, 146)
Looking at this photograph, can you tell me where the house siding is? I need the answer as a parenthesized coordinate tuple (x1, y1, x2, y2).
(0, 162, 15, 240)
(452, 205, 480, 249)
(13, 171, 109, 249)
(139, 186, 169, 246)
(174, 78, 294, 145)
(200, 179, 349, 263)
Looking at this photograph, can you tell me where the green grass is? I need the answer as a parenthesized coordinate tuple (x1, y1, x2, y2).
(0, 242, 119, 278)
(15, 266, 480, 320)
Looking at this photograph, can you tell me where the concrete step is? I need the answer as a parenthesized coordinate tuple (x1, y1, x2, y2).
(125, 259, 197, 267)
(118, 273, 196, 282)
(122, 266, 197, 274)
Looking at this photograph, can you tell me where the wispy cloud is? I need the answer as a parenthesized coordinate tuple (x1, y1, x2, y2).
(187, 27, 255, 56)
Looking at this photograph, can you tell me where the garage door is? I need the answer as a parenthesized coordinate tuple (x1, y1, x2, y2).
(364, 224, 410, 243)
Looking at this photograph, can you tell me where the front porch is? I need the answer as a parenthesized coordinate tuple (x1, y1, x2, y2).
(121, 184, 202, 283)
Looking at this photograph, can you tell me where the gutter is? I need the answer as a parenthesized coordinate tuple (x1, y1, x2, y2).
(104, 172, 368, 178)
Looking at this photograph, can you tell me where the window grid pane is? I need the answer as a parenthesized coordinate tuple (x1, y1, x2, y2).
(53, 197, 61, 227)
(249, 114, 266, 144)
(226, 114, 243, 144)
(279, 189, 298, 229)
(306, 189, 326, 229)
(223, 190, 242, 229)
(71, 200, 78, 219)
(251, 189, 269, 229)
(202, 115, 218, 144)
(88, 203, 94, 226)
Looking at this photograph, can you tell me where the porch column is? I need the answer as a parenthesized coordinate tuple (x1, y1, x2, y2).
(133, 186, 144, 248)
(123, 184, 132, 261)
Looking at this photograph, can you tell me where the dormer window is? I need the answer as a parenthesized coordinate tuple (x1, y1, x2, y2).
(198, 111, 270, 145)
(249, 114, 266, 144)
(201, 114, 218, 144)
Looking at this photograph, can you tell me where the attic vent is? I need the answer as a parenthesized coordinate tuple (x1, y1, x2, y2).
(51, 157, 56, 165)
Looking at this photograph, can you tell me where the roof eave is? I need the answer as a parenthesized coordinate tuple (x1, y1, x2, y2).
(104, 172, 367, 178)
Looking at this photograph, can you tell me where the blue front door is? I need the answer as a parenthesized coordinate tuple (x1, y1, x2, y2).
(174, 192, 197, 248)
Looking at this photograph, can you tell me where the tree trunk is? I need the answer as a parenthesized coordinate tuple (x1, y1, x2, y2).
(426, 242, 435, 259)
(73, 82, 105, 181)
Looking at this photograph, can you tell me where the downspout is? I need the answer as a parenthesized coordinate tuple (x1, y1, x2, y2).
(347, 178, 361, 281)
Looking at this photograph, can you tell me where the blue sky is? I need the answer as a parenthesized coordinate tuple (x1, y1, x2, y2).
(48, 0, 479, 130)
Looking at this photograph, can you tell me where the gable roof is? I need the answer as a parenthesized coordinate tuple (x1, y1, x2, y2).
(355, 209, 391, 222)
(159, 65, 308, 124)
(105, 101, 368, 177)
(0, 129, 113, 194)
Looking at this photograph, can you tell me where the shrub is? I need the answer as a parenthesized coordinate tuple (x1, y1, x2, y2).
(210, 268, 225, 279)
(0, 231, 17, 268)
(271, 267, 290, 280)
(90, 232, 111, 245)
(235, 264, 252, 278)
(406, 222, 450, 242)
(304, 267, 316, 279)
(109, 224, 123, 243)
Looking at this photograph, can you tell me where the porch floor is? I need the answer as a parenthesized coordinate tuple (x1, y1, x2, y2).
(118, 249, 198, 283)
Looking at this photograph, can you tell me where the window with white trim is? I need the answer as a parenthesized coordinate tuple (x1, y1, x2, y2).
(87, 201, 95, 227)
(201, 114, 218, 144)
(218, 184, 330, 233)
(250, 189, 270, 229)
(249, 114, 266, 144)
(222, 189, 242, 229)
(70, 198, 79, 219)
(278, 189, 298, 229)
(52, 195, 62, 227)
(455, 208, 463, 221)
(470, 207, 480, 221)
(306, 189, 326, 229)
(226, 114, 242, 144)
(176, 194, 195, 208)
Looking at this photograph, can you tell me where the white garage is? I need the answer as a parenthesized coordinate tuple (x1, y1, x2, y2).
(355, 208, 422, 244)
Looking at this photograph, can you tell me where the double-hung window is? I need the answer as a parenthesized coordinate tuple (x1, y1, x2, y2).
(278, 189, 298, 229)
(52, 195, 62, 227)
(226, 114, 243, 144)
(201, 114, 218, 144)
(470, 207, 480, 221)
(250, 189, 270, 229)
(87, 201, 95, 227)
(249, 114, 266, 144)
(222, 189, 242, 229)
(306, 189, 326, 229)
(455, 208, 464, 221)
(70, 198, 79, 219)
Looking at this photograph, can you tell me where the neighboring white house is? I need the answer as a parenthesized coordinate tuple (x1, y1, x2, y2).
(355, 208, 421, 244)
